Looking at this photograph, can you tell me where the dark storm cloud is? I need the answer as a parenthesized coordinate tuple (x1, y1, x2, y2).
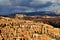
(0, 0, 60, 14)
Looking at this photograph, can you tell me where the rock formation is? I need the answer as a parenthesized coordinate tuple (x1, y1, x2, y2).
(0, 16, 60, 40)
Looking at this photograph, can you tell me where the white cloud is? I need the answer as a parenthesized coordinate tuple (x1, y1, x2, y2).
(30, 0, 51, 5)
(0, 0, 60, 5)
(14, 6, 35, 12)
(37, 4, 60, 12)
(0, 0, 11, 5)
(0, 0, 60, 14)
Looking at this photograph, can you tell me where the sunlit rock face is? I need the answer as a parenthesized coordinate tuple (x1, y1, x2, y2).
(0, 16, 60, 40)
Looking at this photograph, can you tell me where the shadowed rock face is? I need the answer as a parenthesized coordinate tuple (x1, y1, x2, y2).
(23, 15, 60, 28)
(0, 16, 60, 40)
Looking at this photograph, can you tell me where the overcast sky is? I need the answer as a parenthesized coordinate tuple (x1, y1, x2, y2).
(0, 0, 60, 14)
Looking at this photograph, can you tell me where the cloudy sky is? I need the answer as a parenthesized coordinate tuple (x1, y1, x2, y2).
(0, 0, 60, 14)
